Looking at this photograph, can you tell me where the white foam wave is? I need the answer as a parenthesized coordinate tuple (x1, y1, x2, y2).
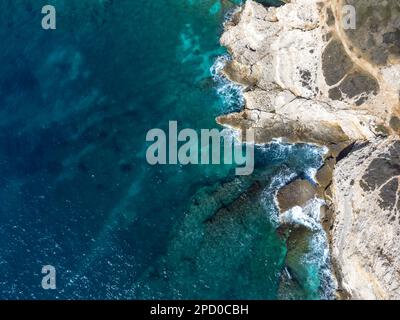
(210, 55, 244, 112)
(281, 198, 336, 299)
(257, 140, 335, 298)
(261, 167, 297, 226)
(223, 5, 242, 25)
(305, 167, 318, 183)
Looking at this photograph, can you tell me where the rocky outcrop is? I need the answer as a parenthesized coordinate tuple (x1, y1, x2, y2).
(277, 179, 318, 212)
(217, 0, 400, 299)
(217, 0, 400, 148)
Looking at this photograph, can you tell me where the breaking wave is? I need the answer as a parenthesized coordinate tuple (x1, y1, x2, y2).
(258, 141, 336, 299)
(210, 55, 244, 113)
(281, 199, 336, 299)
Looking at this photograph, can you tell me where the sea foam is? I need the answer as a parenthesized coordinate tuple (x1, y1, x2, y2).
(210, 55, 244, 113)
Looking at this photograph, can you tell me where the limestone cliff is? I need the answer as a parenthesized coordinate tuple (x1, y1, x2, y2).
(216, 0, 400, 299)
(330, 138, 400, 299)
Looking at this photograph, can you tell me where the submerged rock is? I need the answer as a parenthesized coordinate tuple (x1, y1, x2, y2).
(135, 168, 288, 299)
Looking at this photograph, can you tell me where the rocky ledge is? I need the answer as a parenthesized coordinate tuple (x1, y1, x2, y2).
(217, 0, 400, 299)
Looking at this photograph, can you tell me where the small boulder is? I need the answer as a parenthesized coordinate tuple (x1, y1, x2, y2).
(277, 179, 317, 213)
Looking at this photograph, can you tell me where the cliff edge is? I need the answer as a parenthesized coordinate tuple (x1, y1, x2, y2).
(331, 138, 400, 299)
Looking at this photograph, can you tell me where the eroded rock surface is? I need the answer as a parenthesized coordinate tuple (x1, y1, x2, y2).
(217, 0, 400, 146)
(331, 138, 400, 299)
(343, 0, 400, 66)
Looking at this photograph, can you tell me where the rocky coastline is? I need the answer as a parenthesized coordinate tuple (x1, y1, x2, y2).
(217, 0, 400, 299)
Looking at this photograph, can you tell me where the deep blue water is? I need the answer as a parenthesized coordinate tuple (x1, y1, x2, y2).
(0, 0, 332, 299)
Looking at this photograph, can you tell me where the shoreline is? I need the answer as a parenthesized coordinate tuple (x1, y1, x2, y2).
(215, 2, 341, 299)
(215, 0, 400, 299)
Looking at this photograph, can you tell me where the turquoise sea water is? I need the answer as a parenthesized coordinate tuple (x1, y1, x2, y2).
(0, 0, 333, 299)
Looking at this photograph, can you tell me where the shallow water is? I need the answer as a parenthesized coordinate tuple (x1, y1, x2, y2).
(0, 0, 333, 299)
